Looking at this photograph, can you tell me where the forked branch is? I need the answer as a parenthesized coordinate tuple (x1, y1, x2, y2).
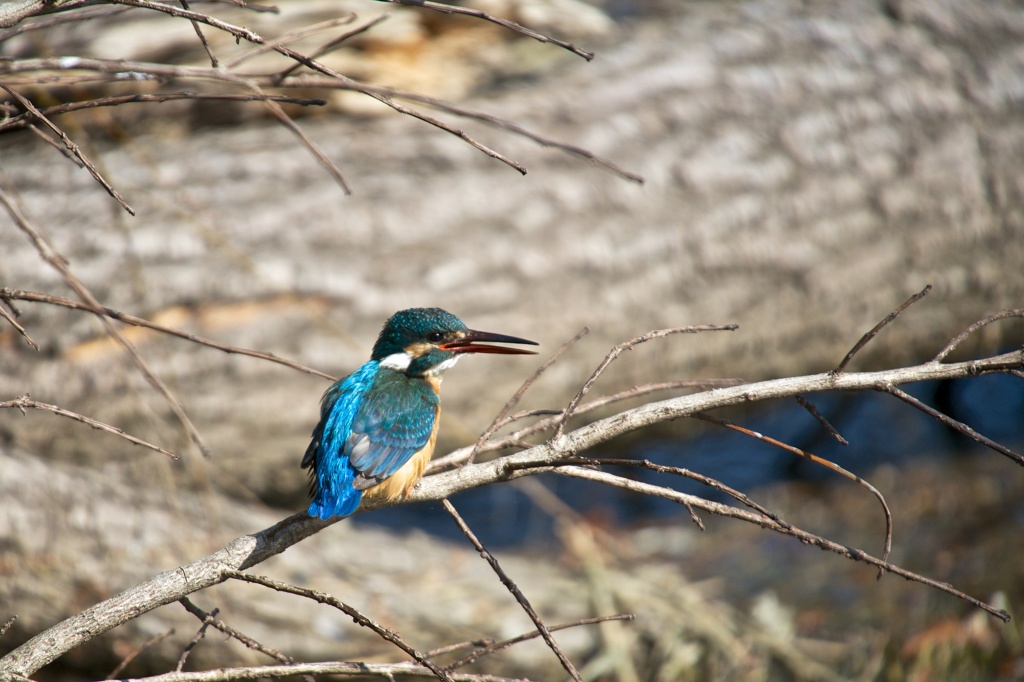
(2, 328, 1020, 678)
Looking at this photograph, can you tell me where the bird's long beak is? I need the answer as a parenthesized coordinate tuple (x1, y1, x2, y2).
(442, 329, 539, 355)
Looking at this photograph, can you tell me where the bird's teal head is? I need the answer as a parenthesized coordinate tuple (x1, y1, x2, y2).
(371, 308, 537, 377)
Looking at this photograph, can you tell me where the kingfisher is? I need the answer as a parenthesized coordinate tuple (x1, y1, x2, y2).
(302, 307, 538, 519)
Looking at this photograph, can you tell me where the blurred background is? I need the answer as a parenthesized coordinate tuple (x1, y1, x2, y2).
(2, 0, 1023, 679)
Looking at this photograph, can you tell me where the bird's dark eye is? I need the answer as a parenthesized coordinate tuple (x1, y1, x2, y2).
(428, 331, 445, 343)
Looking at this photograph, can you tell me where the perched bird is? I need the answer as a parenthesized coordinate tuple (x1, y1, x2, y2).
(302, 307, 538, 519)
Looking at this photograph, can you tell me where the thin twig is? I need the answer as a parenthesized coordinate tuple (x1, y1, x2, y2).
(430, 377, 745, 472)
(0, 288, 335, 380)
(1, 53, 636, 180)
(375, 0, 595, 61)
(224, 570, 455, 682)
(180, 0, 218, 67)
(112, 663, 527, 681)
(832, 284, 932, 374)
(441, 499, 583, 682)
(466, 326, 589, 465)
(795, 394, 848, 445)
(0, 186, 212, 457)
(218, 0, 279, 12)
(102, 0, 531, 175)
(545, 457, 790, 529)
(445, 613, 635, 671)
(555, 465, 1009, 621)
(177, 606, 217, 671)
(932, 308, 1024, 363)
(0, 616, 16, 639)
(105, 0, 263, 41)
(551, 324, 739, 440)
(272, 14, 388, 82)
(224, 14, 359, 69)
(371, 92, 528, 174)
(24, 122, 83, 164)
(248, 81, 352, 194)
(692, 411, 893, 570)
(105, 628, 176, 680)
(881, 384, 1024, 466)
(0, 394, 179, 459)
(0, 93, 327, 132)
(425, 638, 493, 658)
(0, 83, 135, 214)
(0, 303, 38, 350)
(371, 86, 644, 183)
(178, 598, 297, 666)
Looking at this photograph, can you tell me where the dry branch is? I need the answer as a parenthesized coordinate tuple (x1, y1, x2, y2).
(0, 83, 135, 214)
(833, 284, 932, 374)
(0, 0, 642, 183)
(122, 663, 525, 682)
(691, 410, 894, 568)
(444, 614, 635, 672)
(224, 571, 454, 682)
(551, 324, 739, 440)
(375, 0, 595, 61)
(106, 629, 176, 681)
(0, 186, 212, 457)
(552, 465, 1006, 620)
(0, 394, 179, 459)
(1, 340, 1020, 678)
(442, 499, 582, 682)
(0, 288, 335, 380)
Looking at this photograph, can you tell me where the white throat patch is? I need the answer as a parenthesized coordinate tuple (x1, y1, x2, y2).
(378, 352, 462, 376)
(379, 352, 412, 371)
(426, 354, 461, 376)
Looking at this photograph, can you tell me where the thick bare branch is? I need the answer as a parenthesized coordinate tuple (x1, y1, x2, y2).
(0, 0, 92, 29)
(2, 347, 1019, 678)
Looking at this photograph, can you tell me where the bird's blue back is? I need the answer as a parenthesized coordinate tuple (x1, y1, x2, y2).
(303, 360, 439, 519)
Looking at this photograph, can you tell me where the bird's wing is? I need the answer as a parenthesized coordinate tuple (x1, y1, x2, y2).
(346, 371, 439, 490)
(301, 361, 377, 473)
(302, 362, 380, 518)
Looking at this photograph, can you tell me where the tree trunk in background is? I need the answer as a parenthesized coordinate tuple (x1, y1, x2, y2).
(1, 0, 1023, 673)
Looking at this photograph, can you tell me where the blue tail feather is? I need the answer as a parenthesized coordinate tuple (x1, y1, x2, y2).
(308, 489, 362, 519)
